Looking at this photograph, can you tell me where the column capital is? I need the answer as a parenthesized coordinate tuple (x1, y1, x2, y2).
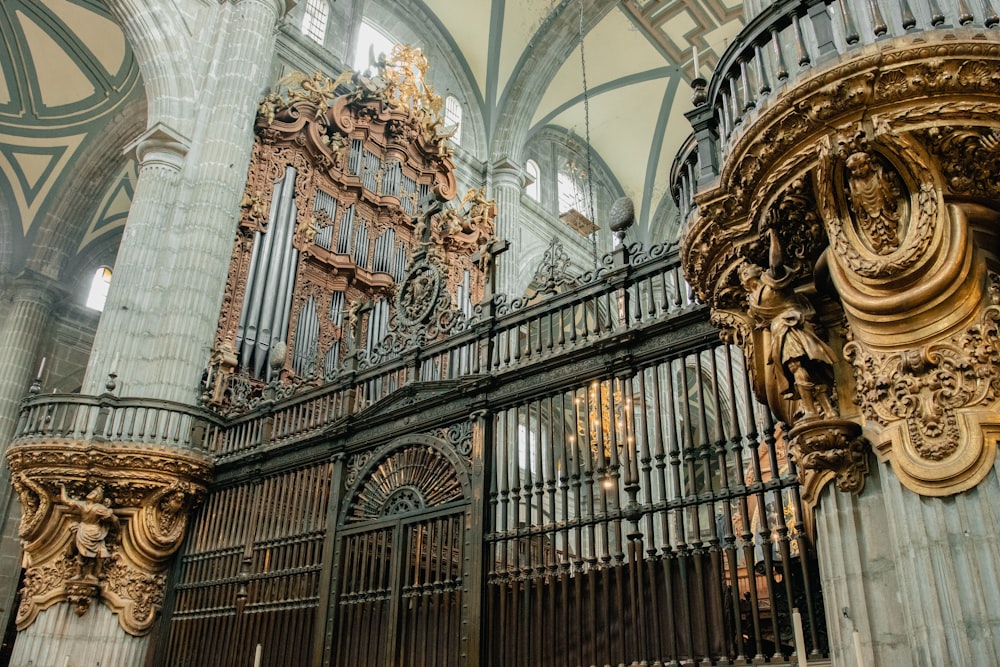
(10, 269, 62, 307)
(125, 122, 190, 171)
(233, 0, 297, 20)
(491, 158, 524, 187)
(8, 436, 212, 636)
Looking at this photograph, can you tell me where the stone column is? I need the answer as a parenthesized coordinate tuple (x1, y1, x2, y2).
(6, 442, 212, 667)
(9, 1, 290, 665)
(0, 272, 59, 446)
(490, 159, 524, 297)
(0, 271, 60, 637)
(82, 0, 289, 404)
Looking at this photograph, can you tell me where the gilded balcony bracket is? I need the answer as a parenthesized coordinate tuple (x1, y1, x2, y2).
(682, 35, 1000, 504)
(7, 442, 212, 635)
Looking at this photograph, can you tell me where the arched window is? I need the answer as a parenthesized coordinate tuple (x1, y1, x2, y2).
(85, 267, 112, 311)
(444, 95, 462, 145)
(300, 0, 328, 45)
(525, 159, 540, 201)
(353, 20, 396, 73)
(557, 163, 589, 218)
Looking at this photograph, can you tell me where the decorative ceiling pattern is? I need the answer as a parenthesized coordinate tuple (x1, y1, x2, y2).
(407, 0, 743, 233)
(0, 0, 140, 253)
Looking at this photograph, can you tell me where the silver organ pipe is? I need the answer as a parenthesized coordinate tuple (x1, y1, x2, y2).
(362, 150, 381, 192)
(313, 190, 337, 250)
(348, 139, 363, 175)
(401, 175, 416, 215)
(293, 295, 319, 376)
(324, 291, 345, 378)
(394, 246, 407, 282)
(354, 222, 370, 269)
(337, 205, 354, 254)
(237, 166, 300, 379)
(381, 161, 402, 197)
(373, 229, 395, 274)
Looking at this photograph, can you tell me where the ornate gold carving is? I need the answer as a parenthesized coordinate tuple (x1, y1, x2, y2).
(682, 35, 1000, 499)
(7, 442, 211, 636)
(788, 419, 868, 507)
(437, 186, 497, 254)
(844, 301, 1000, 493)
(739, 229, 840, 424)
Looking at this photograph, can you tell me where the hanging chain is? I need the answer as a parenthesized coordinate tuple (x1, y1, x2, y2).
(579, 0, 598, 270)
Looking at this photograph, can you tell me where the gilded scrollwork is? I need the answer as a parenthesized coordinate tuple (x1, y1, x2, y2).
(788, 419, 869, 510)
(739, 229, 840, 423)
(682, 34, 1000, 502)
(7, 443, 211, 636)
(846, 304, 1000, 464)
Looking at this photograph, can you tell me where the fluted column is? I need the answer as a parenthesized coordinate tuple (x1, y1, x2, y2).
(82, 0, 286, 404)
(12, 1, 288, 665)
(0, 272, 59, 446)
(0, 271, 60, 639)
(490, 159, 524, 297)
(81, 125, 188, 399)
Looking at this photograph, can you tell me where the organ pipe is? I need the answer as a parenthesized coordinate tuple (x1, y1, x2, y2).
(237, 166, 300, 379)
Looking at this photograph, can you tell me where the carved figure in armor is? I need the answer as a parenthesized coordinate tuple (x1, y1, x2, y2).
(845, 150, 901, 254)
(740, 229, 839, 420)
(60, 485, 119, 581)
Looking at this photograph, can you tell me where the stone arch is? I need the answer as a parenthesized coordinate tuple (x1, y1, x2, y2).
(490, 0, 617, 165)
(99, 0, 197, 135)
(26, 95, 146, 283)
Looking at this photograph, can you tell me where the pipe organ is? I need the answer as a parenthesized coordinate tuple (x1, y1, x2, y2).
(205, 52, 495, 413)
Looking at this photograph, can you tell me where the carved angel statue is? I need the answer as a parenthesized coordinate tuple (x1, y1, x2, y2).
(60, 485, 119, 580)
(845, 150, 901, 255)
(278, 69, 353, 108)
(740, 229, 839, 420)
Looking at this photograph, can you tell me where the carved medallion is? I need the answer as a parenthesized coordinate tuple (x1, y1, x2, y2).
(396, 260, 442, 326)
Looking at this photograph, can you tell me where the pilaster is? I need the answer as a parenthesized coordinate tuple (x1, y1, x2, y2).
(490, 159, 524, 297)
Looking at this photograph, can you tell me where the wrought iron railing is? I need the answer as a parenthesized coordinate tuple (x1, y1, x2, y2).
(11, 241, 830, 666)
(211, 242, 697, 459)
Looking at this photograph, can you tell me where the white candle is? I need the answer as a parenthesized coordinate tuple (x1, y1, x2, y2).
(792, 609, 808, 667)
(692, 45, 700, 75)
(253, 644, 262, 667)
(62, 656, 69, 667)
(853, 629, 865, 666)
(37, 356, 46, 378)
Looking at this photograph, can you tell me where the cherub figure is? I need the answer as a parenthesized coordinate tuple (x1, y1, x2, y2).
(60, 485, 119, 580)
(845, 150, 901, 255)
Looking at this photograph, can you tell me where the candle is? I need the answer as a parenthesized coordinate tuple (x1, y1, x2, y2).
(692, 45, 700, 75)
(853, 629, 865, 666)
(792, 609, 808, 667)
(37, 356, 46, 379)
(253, 644, 262, 667)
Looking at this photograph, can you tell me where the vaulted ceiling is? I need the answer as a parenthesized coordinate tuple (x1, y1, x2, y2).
(0, 0, 141, 278)
(0, 0, 744, 282)
(407, 0, 743, 231)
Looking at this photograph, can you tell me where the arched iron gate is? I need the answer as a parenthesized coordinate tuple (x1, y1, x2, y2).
(328, 440, 473, 667)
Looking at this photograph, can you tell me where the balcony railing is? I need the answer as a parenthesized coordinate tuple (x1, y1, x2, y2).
(672, 0, 1000, 216)
(13, 393, 225, 452)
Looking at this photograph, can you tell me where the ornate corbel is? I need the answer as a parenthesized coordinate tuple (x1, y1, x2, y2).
(7, 443, 211, 635)
(817, 125, 1000, 495)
